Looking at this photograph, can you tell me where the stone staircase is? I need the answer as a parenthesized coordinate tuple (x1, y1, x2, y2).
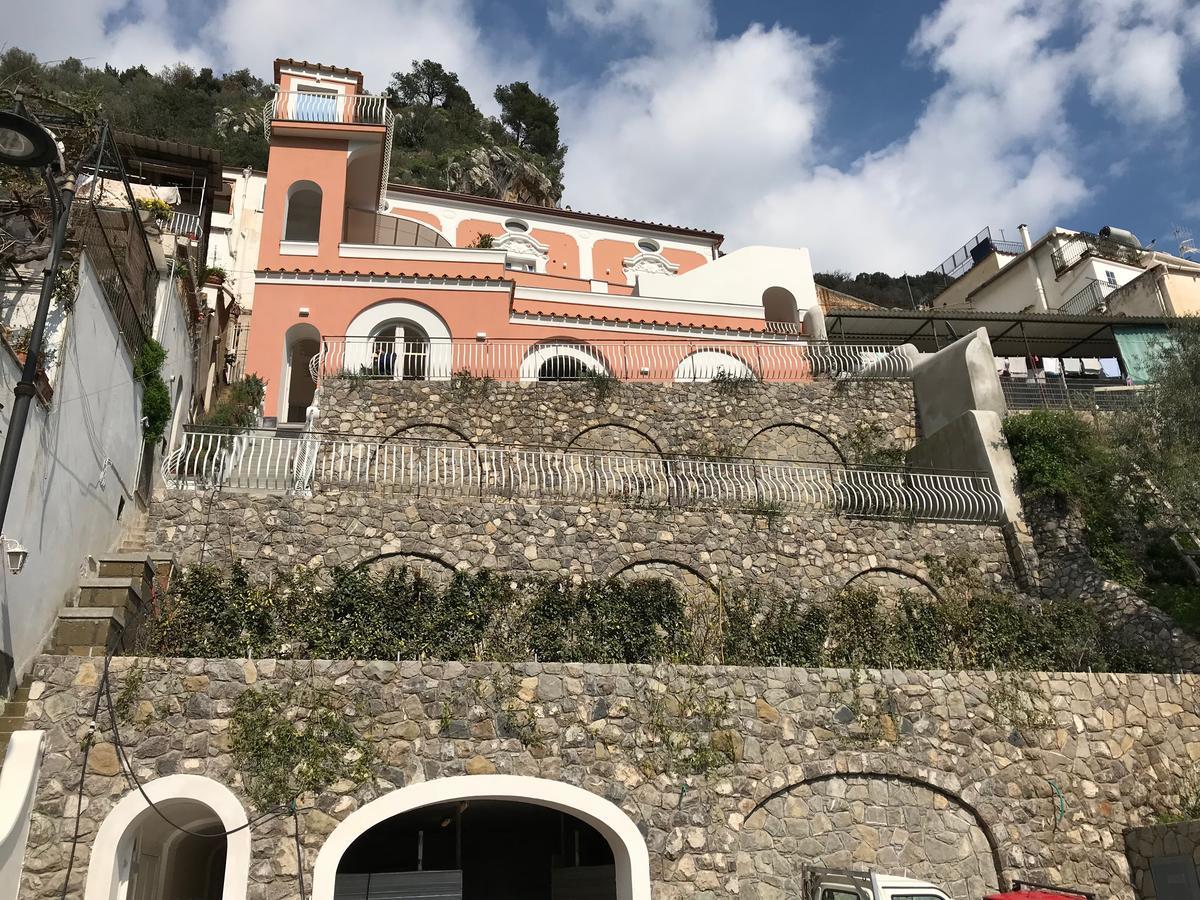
(1, 516, 175, 771)
(49, 551, 174, 657)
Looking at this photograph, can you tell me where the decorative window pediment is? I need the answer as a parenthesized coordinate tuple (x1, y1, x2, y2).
(494, 232, 550, 274)
(622, 251, 679, 280)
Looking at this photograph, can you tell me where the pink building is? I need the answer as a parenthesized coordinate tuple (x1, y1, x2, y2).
(247, 60, 826, 424)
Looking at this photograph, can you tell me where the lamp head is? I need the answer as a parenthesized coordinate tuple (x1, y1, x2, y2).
(1, 535, 28, 575)
(0, 107, 58, 169)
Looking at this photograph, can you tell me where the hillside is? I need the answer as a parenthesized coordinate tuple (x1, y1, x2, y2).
(0, 50, 566, 206)
(814, 269, 953, 309)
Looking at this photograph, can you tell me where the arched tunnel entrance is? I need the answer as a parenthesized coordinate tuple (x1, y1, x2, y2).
(334, 799, 617, 900)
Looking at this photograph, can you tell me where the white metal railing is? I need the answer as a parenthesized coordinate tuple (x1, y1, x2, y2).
(164, 211, 202, 240)
(265, 91, 393, 136)
(308, 337, 914, 384)
(162, 430, 1004, 524)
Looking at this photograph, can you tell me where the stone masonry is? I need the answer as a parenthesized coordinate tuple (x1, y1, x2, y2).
(315, 379, 919, 463)
(1024, 496, 1200, 671)
(19, 657, 1200, 900)
(151, 491, 1012, 598)
(1124, 820, 1200, 899)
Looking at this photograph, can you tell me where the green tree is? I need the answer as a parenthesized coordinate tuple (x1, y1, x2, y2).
(493, 81, 565, 161)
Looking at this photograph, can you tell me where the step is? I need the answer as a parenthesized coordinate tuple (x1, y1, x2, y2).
(97, 553, 155, 583)
(78, 577, 146, 617)
(0, 714, 25, 733)
(50, 607, 127, 655)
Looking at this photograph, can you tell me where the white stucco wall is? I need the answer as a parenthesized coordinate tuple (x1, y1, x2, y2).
(0, 254, 144, 685)
(636, 245, 818, 318)
(208, 168, 266, 314)
(151, 263, 197, 461)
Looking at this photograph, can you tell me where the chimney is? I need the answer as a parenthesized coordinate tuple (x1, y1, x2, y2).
(1018, 224, 1033, 251)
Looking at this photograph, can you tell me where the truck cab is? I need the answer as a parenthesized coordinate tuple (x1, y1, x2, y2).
(802, 867, 952, 900)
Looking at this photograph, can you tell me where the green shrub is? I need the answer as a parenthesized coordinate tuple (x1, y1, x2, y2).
(198, 374, 266, 429)
(144, 559, 1164, 672)
(135, 339, 171, 444)
(1003, 410, 1143, 584)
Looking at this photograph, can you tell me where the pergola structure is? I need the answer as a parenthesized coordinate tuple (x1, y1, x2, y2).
(823, 307, 1171, 363)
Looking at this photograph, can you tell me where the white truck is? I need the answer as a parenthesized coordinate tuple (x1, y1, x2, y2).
(802, 867, 952, 900)
(802, 868, 1095, 900)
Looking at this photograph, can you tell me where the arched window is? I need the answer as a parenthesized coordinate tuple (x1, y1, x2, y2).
(284, 180, 323, 242)
(762, 286, 798, 325)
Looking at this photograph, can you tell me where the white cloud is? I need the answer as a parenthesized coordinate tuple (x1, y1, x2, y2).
(210, 0, 538, 108)
(7, 0, 1200, 273)
(557, 0, 1199, 272)
(2, 0, 213, 74)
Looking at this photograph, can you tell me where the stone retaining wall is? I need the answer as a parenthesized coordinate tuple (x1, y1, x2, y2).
(315, 379, 918, 463)
(151, 490, 1011, 598)
(19, 657, 1199, 900)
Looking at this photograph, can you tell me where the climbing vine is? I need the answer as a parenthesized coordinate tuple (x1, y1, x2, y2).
(135, 339, 171, 444)
(229, 682, 373, 811)
(639, 674, 736, 778)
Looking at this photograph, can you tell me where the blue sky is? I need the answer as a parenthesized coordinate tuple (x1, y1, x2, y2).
(10, 0, 1200, 273)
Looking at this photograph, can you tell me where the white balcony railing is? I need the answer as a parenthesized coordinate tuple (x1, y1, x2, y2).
(164, 211, 202, 240)
(309, 337, 914, 384)
(264, 91, 393, 137)
(162, 430, 1004, 524)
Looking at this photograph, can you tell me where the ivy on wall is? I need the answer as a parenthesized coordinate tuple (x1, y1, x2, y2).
(230, 682, 373, 811)
(144, 556, 1164, 672)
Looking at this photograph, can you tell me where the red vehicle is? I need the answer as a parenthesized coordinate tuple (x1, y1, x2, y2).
(985, 881, 1096, 900)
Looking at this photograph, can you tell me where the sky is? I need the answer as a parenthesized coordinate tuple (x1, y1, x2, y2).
(5, 0, 1200, 274)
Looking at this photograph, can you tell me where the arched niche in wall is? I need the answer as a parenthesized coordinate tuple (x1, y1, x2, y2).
(672, 349, 756, 383)
(283, 180, 323, 243)
(762, 286, 798, 325)
(742, 769, 1001, 900)
(85, 774, 251, 900)
(840, 565, 942, 609)
(742, 422, 846, 466)
(566, 423, 662, 457)
(310, 775, 652, 900)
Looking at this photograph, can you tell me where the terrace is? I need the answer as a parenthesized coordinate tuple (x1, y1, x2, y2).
(1050, 232, 1144, 276)
(308, 336, 916, 385)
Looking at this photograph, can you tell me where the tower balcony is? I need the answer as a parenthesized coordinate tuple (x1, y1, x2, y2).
(264, 91, 393, 140)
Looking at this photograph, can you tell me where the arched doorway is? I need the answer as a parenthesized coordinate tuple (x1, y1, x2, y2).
(346, 300, 453, 380)
(85, 775, 251, 900)
(282, 323, 321, 423)
(312, 776, 651, 900)
(369, 320, 430, 380)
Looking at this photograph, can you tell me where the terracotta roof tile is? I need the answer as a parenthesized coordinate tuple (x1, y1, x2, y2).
(273, 59, 364, 87)
(388, 183, 724, 242)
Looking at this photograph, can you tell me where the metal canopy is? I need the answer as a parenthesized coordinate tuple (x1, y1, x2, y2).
(823, 308, 1171, 358)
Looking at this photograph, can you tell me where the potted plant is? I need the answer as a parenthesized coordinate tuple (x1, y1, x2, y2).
(135, 197, 172, 228)
(203, 265, 228, 286)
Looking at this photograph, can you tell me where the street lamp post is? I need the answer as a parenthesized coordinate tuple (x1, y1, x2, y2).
(0, 98, 75, 535)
